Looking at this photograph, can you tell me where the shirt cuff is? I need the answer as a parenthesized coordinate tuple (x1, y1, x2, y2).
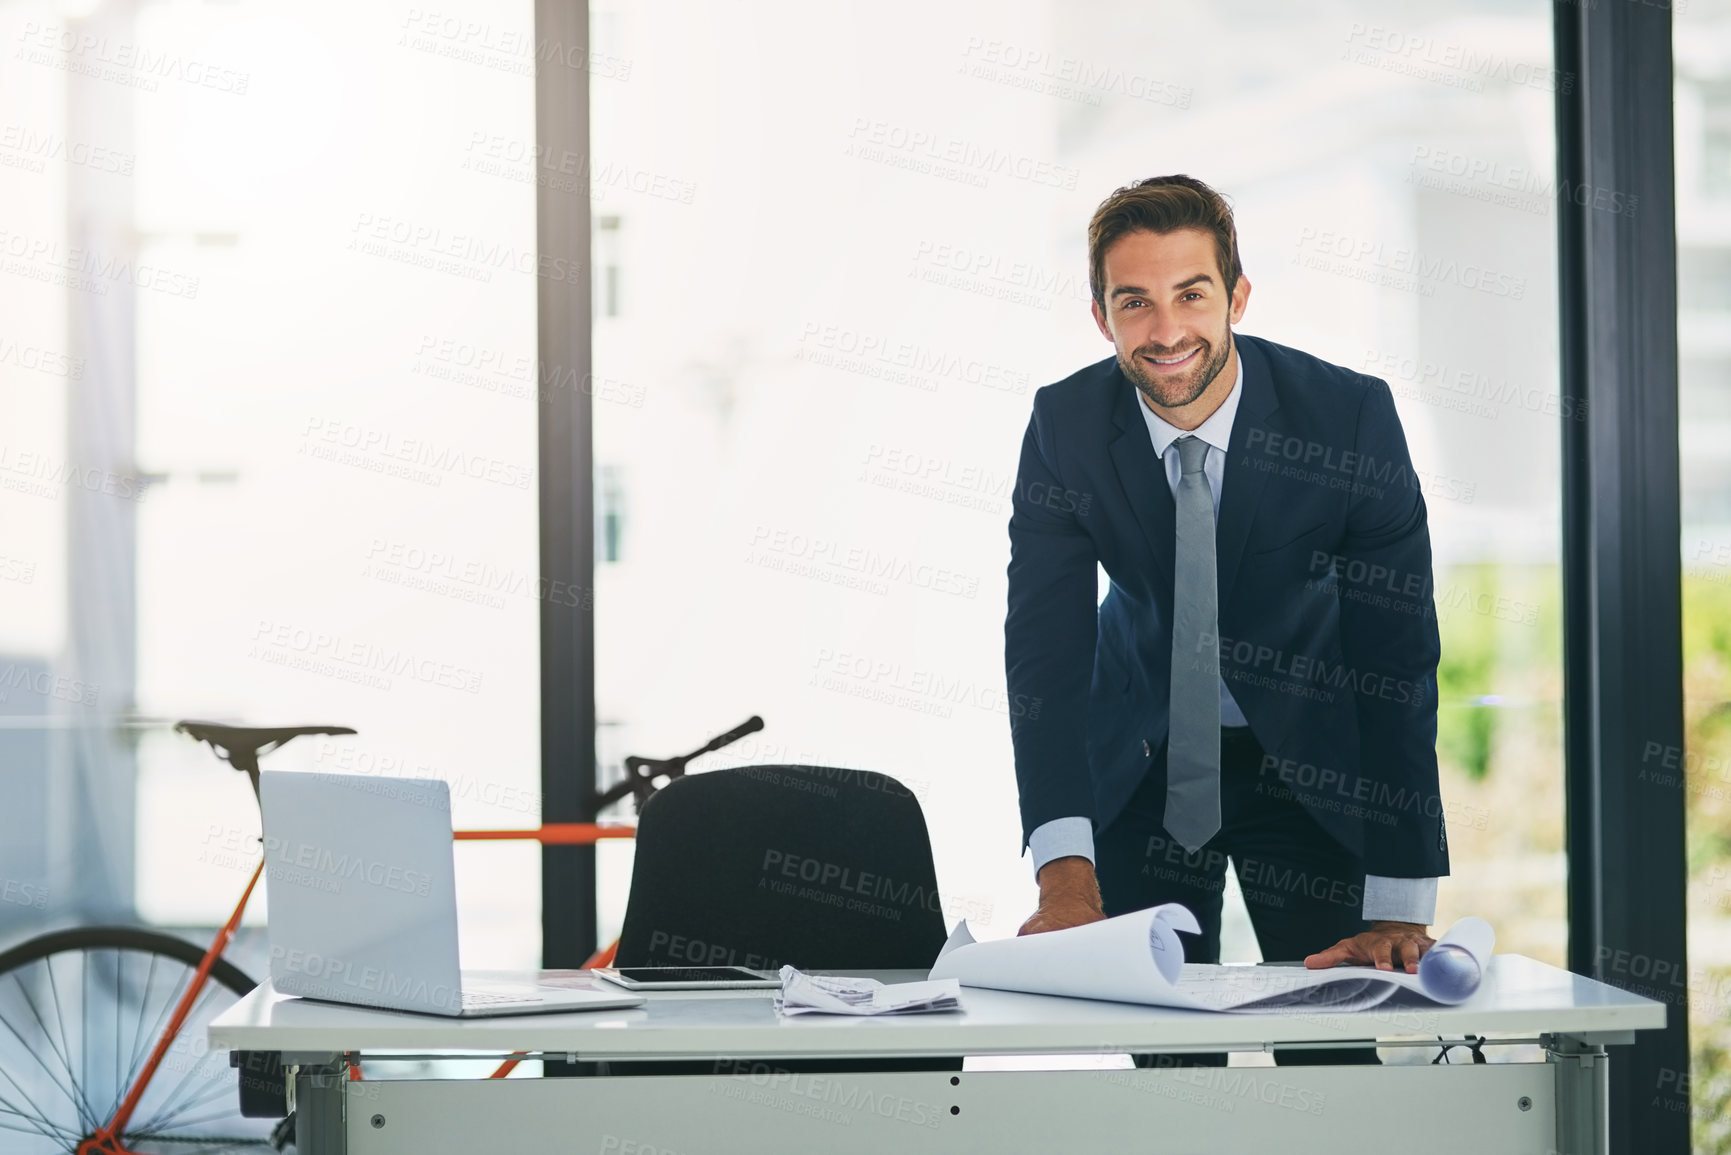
(1028, 816, 1095, 879)
(1362, 875, 1438, 924)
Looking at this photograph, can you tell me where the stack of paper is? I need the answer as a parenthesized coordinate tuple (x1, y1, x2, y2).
(928, 905, 1495, 1013)
(773, 966, 962, 1017)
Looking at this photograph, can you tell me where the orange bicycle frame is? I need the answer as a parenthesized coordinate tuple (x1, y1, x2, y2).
(79, 822, 632, 1152)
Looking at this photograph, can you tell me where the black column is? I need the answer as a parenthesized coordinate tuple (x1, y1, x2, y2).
(536, 0, 597, 968)
(1555, 3, 1689, 1150)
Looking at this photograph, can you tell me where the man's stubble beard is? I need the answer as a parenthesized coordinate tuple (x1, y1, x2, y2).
(1119, 323, 1233, 412)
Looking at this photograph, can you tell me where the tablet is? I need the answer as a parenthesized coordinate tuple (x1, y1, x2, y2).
(594, 966, 781, 990)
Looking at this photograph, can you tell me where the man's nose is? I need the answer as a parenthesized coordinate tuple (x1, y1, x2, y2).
(1146, 307, 1188, 350)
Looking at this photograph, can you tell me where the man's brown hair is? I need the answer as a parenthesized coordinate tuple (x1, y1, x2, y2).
(1087, 175, 1242, 309)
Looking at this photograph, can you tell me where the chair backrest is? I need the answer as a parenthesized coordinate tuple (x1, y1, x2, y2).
(614, 765, 948, 972)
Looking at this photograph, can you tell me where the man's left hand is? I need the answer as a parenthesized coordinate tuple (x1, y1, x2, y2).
(1303, 921, 1435, 972)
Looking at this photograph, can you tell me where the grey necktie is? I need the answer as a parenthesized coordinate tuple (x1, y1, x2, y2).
(1165, 434, 1221, 853)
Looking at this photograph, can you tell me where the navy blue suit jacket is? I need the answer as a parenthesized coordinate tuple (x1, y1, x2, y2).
(1004, 333, 1450, 880)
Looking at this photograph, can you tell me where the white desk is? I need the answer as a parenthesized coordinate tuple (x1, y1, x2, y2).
(210, 956, 1664, 1154)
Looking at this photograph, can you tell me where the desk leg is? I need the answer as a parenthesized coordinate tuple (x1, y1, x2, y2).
(1547, 1034, 1609, 1155)
(288, 1053, 349, 1155)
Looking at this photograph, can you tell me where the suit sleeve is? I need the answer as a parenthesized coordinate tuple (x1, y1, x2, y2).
(1338, 378, 1450, 879)
(1005, 390, 1102, 848)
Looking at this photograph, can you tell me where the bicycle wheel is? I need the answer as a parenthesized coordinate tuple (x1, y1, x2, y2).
(0, 927, 278, 1153)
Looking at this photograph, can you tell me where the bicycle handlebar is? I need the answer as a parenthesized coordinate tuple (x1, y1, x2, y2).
(690, 715, 766, 756)
(599, 714, 765, 812)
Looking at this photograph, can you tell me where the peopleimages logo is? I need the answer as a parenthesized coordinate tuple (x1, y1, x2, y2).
(270, 946, 460, 1011)
(262, 835, 433, 897)
(759, 849, 988, 924)
(1293, 227, 1527, 300)
(710, 1061, 948, 1130)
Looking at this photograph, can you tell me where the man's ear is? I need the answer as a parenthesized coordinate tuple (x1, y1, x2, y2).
(1228, 275, 1252, 326)
(1090, 298, 1114, 343)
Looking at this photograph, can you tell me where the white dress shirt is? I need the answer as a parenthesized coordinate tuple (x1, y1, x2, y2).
(1026, 348, 1438, 925)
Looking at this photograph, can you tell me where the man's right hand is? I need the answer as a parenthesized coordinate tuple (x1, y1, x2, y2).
(1018, 856, 1106, 936)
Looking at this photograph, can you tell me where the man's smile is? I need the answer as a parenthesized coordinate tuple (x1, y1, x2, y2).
(1142, 346, 1201, 371)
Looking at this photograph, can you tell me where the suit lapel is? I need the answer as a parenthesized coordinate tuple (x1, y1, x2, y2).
(1216, 336, 1281, 608)
(1108, 367, 1176, 610)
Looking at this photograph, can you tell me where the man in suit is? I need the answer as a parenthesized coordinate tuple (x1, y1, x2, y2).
(1005, 176, 1450, 1000)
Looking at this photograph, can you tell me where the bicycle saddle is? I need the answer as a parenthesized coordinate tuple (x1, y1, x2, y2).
(174, 721, 357, 796)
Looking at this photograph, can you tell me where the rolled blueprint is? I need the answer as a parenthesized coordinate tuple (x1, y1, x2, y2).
(1416, 916, 1495, 1004)
(929, 906, 1496, 1012)
(929, 903, 1200, 1006)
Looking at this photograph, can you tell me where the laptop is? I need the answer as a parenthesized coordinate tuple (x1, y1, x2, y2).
(258, 770, 643, 1018)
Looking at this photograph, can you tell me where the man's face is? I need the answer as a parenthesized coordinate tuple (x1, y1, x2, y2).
(1090, 227, 1250, 411)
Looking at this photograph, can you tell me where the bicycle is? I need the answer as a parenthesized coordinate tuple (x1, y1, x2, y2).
(0, 715, 764, 1154)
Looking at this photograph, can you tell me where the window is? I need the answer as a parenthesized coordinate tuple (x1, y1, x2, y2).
(591, 0, 1567, 970)
(0, 0, 545, 969)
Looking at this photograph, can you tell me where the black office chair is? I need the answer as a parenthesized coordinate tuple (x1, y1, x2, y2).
(616, 763, 948, 971)
(607, 763, 955, 1076)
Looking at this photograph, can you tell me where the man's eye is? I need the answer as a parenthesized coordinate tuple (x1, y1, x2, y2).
(1123, 300, 1144, 308)
(1182, 292, 1203, 302)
